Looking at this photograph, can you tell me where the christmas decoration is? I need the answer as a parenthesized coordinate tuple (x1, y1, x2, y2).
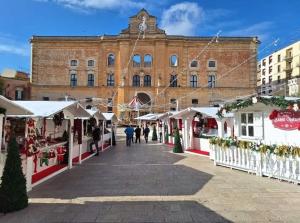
(48, 148, 56, 158)
(173, 127, 183, 153)
(0, 138, 28, 213)
(25, 119, 40, 173)
(0, 107, 6, 115)
(39, 151, 49, 167)
(269, 110, 279, 120)
(217, 96, 300, 118)
(56, 146, 66, 164)
(53, 111, 64, 126)
(152, 125, 158, 141)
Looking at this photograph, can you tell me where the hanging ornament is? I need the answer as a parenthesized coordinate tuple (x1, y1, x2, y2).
(293, 103, 299, 112)
(252, 97, 258, 104)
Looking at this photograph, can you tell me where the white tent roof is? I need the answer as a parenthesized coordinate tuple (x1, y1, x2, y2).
(102, 112, 118, 122)
(158, 111, 181, 120)
(170, 107, 233, 119)
(0, 95, 33, 116)
(10, 101, 91, 118)
(85, 109, 106, 120)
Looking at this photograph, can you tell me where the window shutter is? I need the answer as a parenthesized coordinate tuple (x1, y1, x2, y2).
(253, 112, 263, 139)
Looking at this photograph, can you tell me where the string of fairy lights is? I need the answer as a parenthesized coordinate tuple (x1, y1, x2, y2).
(77, 16, 300, 117)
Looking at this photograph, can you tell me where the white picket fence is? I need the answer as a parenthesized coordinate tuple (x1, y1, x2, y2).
(213, 145, 300, 184)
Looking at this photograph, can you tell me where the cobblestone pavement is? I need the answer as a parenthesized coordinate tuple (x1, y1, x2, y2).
(1, 128, 300, 222)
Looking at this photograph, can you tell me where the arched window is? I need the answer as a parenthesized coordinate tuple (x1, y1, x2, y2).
(190, 75, 197, 88)
(208, 74, 216, 88)
(107, 73, 114, 86)
(170, 55, 178, 67)
(87, 74, 94, 87)
(144, 75, 151, 87)
(133, 54, 141, 67)
(170, 74, 177, 87)
(144, 54, 152, 67)
(70, 73, 77, 87)
(132, 75, 140, 87)
(190, 60, 198, 68)
(107, 53, 115, 67)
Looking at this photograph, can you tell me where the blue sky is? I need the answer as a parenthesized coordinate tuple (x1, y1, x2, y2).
(1, 0, 300, 74)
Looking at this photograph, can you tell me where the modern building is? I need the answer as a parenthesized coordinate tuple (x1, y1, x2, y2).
(0, 69, 31, 100)
(257, 41, 300, 96)
(30, 9, 258, 120)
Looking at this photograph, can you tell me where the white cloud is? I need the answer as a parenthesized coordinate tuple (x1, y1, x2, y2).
(0, 37, 29, 57)
(160, 2, 204, 36)
(224, 21, 273, 41)
(40, 0, 145, 11)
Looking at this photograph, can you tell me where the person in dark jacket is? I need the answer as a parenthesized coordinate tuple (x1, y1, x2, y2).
(143, 125, 150, 143)
(134, 126, 141, 143)
(90, 126, 101, 156)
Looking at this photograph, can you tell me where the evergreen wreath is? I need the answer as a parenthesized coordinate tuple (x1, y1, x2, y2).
(53, 111, 64, 126)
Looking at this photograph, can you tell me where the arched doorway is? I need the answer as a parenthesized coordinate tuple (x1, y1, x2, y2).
(137, 92, 151, 106)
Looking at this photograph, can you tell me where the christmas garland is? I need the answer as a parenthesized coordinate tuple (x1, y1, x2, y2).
(209, 136, 300, 158)
(217, 96, 300, 118)
(53, 111, 64, 126)
(0, 107, 6, 115)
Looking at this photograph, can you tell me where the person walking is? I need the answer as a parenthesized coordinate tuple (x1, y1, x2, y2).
(159, 127, 163, 143)
(90, 125, 100, 156)
(134, 126, 141, 143)
(124, 125, 134, 147)
(143, 125, 150, 143)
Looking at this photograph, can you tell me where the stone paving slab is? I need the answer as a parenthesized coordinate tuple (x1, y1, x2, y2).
(0, 129, 300, 222)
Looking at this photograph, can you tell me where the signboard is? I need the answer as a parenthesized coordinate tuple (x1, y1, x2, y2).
(271, 110, 300, 131)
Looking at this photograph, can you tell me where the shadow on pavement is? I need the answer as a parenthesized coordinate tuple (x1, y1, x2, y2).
(0, 201, 232, 223)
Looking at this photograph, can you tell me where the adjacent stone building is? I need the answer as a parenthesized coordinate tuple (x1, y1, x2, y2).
(30, 9, 258, 119)
(0, 69, 31, 100)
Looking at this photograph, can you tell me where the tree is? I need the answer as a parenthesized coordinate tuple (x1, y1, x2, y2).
(152, 125, 158, 141)
(173, 127, 183, 153)
(0, 138, 28, 213)
(0, 79, 4, 95)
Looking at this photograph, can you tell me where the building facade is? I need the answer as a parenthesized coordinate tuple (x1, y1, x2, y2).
(257, 41, 300, 96)
(31, 9, 258, 119)
(0, 69, 31, 100)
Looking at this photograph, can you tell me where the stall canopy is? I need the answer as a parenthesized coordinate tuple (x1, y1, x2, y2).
(102, 113, 118, 122)
(0, 95, 33, 116)
(85, 109, 106, 120)
(8, 101, 91, 118)
(170, 107, 233, 119)
(157, 111, 181, 120)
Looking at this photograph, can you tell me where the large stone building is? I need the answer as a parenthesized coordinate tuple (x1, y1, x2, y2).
(31, 9, 258, 119)
(257, 40, 300, 96)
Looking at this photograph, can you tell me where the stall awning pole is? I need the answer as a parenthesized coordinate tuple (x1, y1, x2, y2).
(0, 114, 4, 151)
(101, 121, 105, 151)
(68, 118, 74, 169)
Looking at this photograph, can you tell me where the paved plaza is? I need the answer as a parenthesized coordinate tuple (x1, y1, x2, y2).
(1, 130, 300, 222)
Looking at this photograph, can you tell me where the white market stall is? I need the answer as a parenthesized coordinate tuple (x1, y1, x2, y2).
(0, 96, 33, 186)
(3, 100, 91, 190)
(170, 107, 233, 157)
(211, 96, 300, 183)
(102, 112, 118, 148)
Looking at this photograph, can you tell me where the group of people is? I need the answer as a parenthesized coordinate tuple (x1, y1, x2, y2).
(124, 125, 150, 146)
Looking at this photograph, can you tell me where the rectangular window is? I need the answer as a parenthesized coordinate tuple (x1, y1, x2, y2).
(70, 60, 77, 66)
(262, 78, 266, 85)
(88, 60, 94, 67)
(208, 60, 216, 68)
(262, 69, 266, 75)
(240, 113, 254, 137)
(277, 76, 281, 84)
(277, 54, 281, 62)
(268, 76, 272, 83)
(208, 75, 216, 88)
(43, 96, 49, 101)
(192, 99, 198, 104)
(170, 99, 176, 104)
(262, 59, 266, 66)
(277, 65, 280, 73)
(269, 66, 272, 74)
(268, 56, 272, 64)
